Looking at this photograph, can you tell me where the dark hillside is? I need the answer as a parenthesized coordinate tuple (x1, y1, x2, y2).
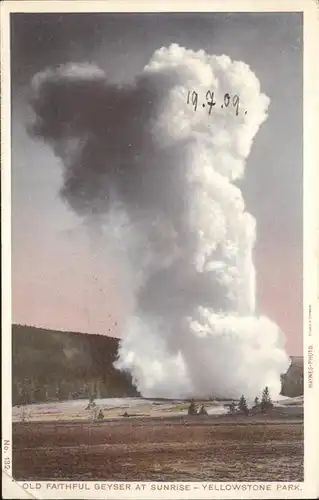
(12, 324, 139, 404)
(281, 355, 303, 397)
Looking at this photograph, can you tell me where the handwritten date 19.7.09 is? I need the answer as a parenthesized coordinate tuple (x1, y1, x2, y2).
(187, 90, 246, 117)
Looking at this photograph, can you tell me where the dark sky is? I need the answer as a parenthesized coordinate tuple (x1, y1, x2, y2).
(11, 12, 303, 354)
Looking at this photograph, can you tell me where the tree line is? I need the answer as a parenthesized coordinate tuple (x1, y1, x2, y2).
(228, 386, 274, 415)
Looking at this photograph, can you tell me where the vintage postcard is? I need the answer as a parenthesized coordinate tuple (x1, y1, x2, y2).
(1, 0, 319, 498)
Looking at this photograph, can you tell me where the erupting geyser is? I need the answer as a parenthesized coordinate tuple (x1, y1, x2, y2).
(29, 44, 290, 400)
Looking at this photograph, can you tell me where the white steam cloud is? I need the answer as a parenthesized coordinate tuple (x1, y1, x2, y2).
(29, 44, 290, 400)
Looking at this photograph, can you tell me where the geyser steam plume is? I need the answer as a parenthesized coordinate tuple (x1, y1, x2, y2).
(29, 44, 290, 399)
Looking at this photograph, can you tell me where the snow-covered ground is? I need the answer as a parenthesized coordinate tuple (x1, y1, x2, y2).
(12, 398, 228, 422)
(273, 395, 304, 407)
(12, 395, 303, 423)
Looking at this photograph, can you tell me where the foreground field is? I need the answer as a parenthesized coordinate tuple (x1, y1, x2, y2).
(13, 416, 303, 482)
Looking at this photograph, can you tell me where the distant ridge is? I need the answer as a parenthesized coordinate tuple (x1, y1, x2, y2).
(12, 324, 139, 405)
(12, 324, 303, 405)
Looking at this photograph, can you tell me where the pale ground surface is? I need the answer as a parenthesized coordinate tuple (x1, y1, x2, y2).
(12, 395, 303, 422)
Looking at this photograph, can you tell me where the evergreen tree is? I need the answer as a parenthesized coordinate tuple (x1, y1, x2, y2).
(97, 409, 104, 421)
(238, 395, 249, 415)
(85, 393, 96, 411)
(55, 386, 61, 401)
(92, 406, 99, 421)
(199, 404, 208, 416)
(228, 401, 237, 414)
(187, 400, 198, 415)
(260, 386, 273, 412)
(252, 396, 261, 412)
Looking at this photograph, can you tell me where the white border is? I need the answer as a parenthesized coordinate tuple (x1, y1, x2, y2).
(1, 1, 319, 499)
